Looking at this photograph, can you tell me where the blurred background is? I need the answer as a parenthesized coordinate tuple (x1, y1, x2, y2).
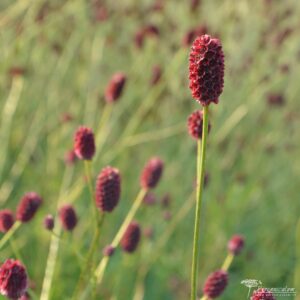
(0, 0, 300, 299)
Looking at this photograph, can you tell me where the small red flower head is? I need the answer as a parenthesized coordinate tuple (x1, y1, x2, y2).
(105, 72, 127, 103)
(267, 93, 285, 107)
(203, 270, 228, 298)
(140, 157, 164, 190)
(251, 288, 276, 300)
(95, 166, 121, 212)
(187, 110, 211, 140)
(144, 24, 159, 37)
(143, 192, 156, 205)
(228, 234, 245, 255)
(59, 205, 77, 231)
(0, 259, 28, 299)
(17, 192, 42, 223)
(0, 210, 14, 233)
(150, 65, 162, 86)
(120, 221, 141, 253)
(64, 150, 77, 165)
(43, 214, 54, 231)
(103, 245, 115, 257)
(134, 30, 145, 49)
(189, 34, 224, 106)
(182, 25, 208, 47)
(74, 126, 95, 160)
(190, 0, 200, 11)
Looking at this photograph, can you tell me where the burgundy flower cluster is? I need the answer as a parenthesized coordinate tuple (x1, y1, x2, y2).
(189, 34, 224, 106)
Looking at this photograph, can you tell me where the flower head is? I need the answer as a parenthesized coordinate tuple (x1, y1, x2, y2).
(43, 214, 54, 231)
(143, 192, 156, 205)
(0, 259, 28, 299)
(103, 245, 115, 257)
(267, 93, 285, 107)
(203, 270, 228, 298)
(0, 210, 14, 233)
(59, 205, 77, 231)
(228, 234, 245, 255)
(140, 157, 164, 190)
(17, 192, 42, 223)
(150, 65, 162, 86)
(95, 166, 121, 212)
(105, 72, 126, 103)
(189, 34, 224, 106)
(74, 126, 95, 160)
(120, 221, 141, 253)
(187, 110, 211, 139)
(251, 288, 276, 300)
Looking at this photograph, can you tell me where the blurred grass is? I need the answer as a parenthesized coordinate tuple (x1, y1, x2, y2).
(0, 0, 300, 299)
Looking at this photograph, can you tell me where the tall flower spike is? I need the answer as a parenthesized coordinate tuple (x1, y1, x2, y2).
(228, 234, 245, 255)
(120, 221, 141, 253)
(187, 110, 211, 140)
(251, 288, 276, 300)
(105, 72, 126, 103)
(0, 210, 14, 232)
(74, 126, 95, 160)
(189, 34, 224, 106)
(203, 270, 228, 298)
(0, 259, 28, 299)
(140, 157, 164, 190)
(59, 205, 78, 231)
(95, 166, 121, 212)
(16, 192, 42, 223)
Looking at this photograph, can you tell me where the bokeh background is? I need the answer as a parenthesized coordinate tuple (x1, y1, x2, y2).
(0, 0, 300, 299)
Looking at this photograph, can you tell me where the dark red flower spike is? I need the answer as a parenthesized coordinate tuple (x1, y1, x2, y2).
(140, 157, 164, 190)
(120, 221, 141, 253)
(0, 210, 14, 232)
(0, 259, 28, 299)
(203, 270, 228, 298)
(189, 34, 224, 106)
(74, 126, 95, 160)
(95, 166, 121, 212)
(16, 192, 42, 223)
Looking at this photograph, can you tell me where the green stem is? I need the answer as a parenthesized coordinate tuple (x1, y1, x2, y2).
(221, 253, 234, 271)
(72, 161, 105, 299)
(40, 227, 62, 300)
(40, 167, 74, 300)
(94, 188, 147, 285)
(190, 106, 209, 300)
(0, 220, 21, 251)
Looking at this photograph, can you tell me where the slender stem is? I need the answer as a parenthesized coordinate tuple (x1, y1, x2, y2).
(40, 227, 62, 300)
(294, 218, 300, 292)
(0, 220, 21, 251)
(221, 253, 234, 271)
(40, 167, 74, 300)
(94, 188, 147, 284)
(190, 106, 209, 300)
(72, 161, 105, 299)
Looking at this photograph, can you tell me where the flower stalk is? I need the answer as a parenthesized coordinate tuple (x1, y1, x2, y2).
(190, 105, 209, 300)
(94, 188, 147, 284)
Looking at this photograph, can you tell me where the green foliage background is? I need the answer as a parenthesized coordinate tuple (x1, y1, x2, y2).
(0, 0, 299, 299)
